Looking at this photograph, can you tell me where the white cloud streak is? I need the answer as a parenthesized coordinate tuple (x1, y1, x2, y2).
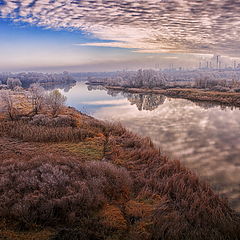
(1, 0, 240, 56)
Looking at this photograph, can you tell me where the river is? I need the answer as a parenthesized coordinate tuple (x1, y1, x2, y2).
(58, 81, 240, 211)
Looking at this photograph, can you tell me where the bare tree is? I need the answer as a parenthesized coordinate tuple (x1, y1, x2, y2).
(29, 83, 45, 114)
(7, 78, 22, 90)
(46, 90, 67, 116)
(1, 91, 18, 120)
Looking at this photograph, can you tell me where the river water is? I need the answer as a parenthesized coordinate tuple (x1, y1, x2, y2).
(58, 82, 240, 211)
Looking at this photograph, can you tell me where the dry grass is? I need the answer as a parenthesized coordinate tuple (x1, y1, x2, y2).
(104, 124, 240, 240)
(99, 205, 127, 231)
(0, 219, 55, 240)
(0, 120, 95, 142)
(0, 109, 240, 239)
(55, 137, 105, 161)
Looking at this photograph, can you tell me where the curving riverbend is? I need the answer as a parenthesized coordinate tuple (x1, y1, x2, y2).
(58, 82, 240, 211)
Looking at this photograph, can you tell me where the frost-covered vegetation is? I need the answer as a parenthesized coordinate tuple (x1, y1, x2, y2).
(0, 71, 75, 88)
(0, 111, 240, 240)
(0, 86, 68, 120)
(88, 69, 240, 92)
(0, 156, 131, 225)
(0, 82, 240, 240)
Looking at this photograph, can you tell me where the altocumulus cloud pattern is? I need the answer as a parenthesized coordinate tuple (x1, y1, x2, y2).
(0, 0, 240, 56)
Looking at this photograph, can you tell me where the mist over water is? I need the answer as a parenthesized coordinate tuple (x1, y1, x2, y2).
(59, 82, 240, 211)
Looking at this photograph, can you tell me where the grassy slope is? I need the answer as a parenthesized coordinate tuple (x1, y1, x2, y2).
(0, 107, 240, 240)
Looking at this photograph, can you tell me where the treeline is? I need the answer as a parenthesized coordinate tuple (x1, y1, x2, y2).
(0, 71, 76, 88)
(88, 69, 240, 92)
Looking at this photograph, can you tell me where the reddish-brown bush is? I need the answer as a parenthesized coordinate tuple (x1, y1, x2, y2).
(0, 155, 132, 226)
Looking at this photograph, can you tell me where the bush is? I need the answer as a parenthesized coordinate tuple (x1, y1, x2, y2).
(233, 88, 240, 93)
(211, 85, 231, 92)
(30, 114, 77, 127)
(46, 90, 67, 116)
(0, 156, 132, 226)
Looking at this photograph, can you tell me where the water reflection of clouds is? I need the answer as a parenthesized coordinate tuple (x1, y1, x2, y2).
(59, 82, 125, 113)
(95, 98, 240, 211)
(81, 99, 128, 106)
(61, 82, 240, 211)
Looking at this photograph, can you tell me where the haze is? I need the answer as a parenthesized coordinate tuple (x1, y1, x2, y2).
(0, 0, 240, 72)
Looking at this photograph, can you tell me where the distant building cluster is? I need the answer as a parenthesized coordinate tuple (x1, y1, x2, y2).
(198, 55, 240, 70)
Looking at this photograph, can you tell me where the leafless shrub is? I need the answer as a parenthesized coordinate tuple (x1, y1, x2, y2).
(232, 88, 240, 93)
(7, 78, 22, 90)
(29, 83, 45, 114)
(30, 114, 77, 127)
(53, 115, 77, 127)
(1, 91, 19, 120)
(0, 156, 132, 226)
(46, 90, 67, 116)
(211, 85, 231, 92)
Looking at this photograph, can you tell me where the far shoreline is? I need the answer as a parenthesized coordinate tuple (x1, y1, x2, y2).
(102, 85, 240, 108)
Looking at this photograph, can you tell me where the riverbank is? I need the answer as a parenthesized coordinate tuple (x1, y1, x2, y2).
(0, 102, 240, 239)
(106, 86, 240, 107)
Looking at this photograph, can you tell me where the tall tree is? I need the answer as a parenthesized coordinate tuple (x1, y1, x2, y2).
(7, 78, 22, 90)
(46, 90, 67, 117)
(29, 83, 45, 114)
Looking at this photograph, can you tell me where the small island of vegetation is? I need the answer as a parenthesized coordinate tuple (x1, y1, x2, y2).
(87, 69, 240, 108)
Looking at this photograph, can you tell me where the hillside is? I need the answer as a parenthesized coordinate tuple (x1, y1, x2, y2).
(0, 104, 240, 240)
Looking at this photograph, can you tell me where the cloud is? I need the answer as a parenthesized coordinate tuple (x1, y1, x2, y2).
(1, 0, 240, 56)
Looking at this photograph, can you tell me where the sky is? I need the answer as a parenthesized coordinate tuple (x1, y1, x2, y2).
(0, 0, 240, 72)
